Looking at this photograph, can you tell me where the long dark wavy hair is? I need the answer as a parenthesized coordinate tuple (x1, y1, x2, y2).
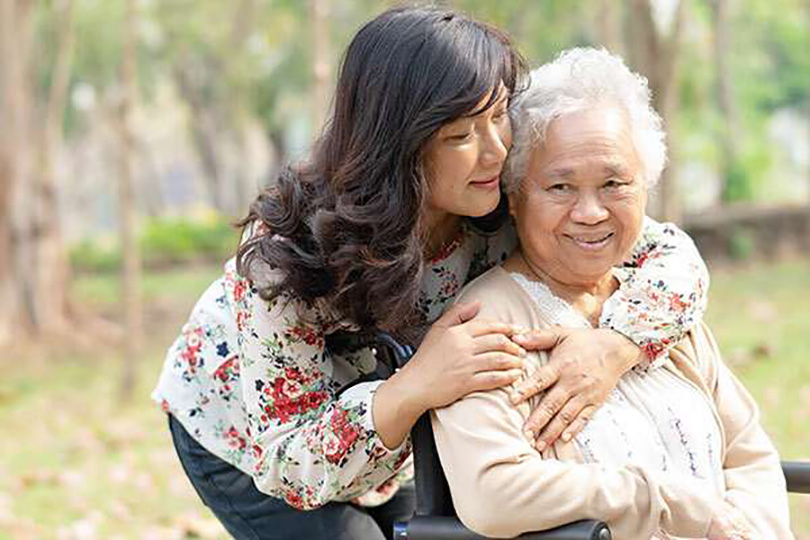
(237, 6, 526, 334)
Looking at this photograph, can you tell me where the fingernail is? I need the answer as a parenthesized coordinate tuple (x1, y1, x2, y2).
(513, 333, 527, 343)
(561, 432, 572, 442)
(510, 392, 521, 404)
(523, 430, 534, 443)
(535, 440, 546, 452)
(518, 347, 527, 357)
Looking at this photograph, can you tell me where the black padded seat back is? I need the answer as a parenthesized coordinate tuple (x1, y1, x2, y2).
(412, 412, 455, 516)
(372, 332, 455, 515)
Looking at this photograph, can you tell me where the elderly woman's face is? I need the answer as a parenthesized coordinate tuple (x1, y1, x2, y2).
(509, 106, 646, 285)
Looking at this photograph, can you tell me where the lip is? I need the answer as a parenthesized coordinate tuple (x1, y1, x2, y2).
(469, 176, 500, 190)
(565, 232, 615, 251)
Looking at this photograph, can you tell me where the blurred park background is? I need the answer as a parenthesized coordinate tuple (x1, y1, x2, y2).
(0, 0, 808, 538)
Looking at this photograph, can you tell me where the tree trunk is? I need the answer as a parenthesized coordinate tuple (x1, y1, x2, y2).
(0, 0, 36, 344)
(626, 0, 687, 223)
(173, 60, 229, 212)
(229, 0, 259, 216)
(311, 0, 330, 135)
(711, 0, 743, 203)
(804, 0, 810, 213)
(0, 0, 25, 344)
(171, 0, 260, 217)
(596, 0, 625, 55)
(0, 0, 83, 346)
(117, 0, 143, 401)
(30, 0, 77, 336)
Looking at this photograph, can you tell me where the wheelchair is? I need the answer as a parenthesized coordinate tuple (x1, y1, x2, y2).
(372, 333, 810, 540)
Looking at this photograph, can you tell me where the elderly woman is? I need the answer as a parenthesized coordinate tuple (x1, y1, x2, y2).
(431, 48, 792, 540)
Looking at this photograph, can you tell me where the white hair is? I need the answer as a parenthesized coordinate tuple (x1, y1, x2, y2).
(503, 47, 667, 192)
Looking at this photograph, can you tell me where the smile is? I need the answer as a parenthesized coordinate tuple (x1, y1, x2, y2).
(566, 232, 614, 251)
(469, 176, 500, 190)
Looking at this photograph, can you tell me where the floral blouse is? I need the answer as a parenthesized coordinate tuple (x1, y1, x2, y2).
(152, 216, 708, 510)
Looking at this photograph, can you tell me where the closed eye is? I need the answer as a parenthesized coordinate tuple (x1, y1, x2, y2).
(447, 131, 473, 142)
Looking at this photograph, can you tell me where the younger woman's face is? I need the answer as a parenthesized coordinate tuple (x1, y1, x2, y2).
(423, 88, 512, 220)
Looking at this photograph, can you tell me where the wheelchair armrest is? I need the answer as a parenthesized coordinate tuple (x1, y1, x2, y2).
(783, 460, 810, 494)
(395, 516, 611, 540)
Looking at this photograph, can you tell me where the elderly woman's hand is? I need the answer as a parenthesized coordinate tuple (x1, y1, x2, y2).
(510, 328, 643, 451)
(707, 501, 755, 539)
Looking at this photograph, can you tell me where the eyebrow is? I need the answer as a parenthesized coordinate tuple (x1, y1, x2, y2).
(604, 162, 632, 178)
(544, 161, 632, 180)
(544, 168, 574, 181)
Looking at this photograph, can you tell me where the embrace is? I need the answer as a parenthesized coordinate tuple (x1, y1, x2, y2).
(431, 48, 791, 539)
(153, 6, 792, 539)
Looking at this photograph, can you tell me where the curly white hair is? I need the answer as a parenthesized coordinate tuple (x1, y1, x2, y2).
(503, 47, 667, 192)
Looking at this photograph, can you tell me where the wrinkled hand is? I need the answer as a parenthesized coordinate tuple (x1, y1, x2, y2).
(510, 327, 642, 451)
(707, 502, 754, 539)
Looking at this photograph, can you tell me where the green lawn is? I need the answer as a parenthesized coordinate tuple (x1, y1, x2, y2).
(0, 259, 808, 539)
(703, 257, 810, 536)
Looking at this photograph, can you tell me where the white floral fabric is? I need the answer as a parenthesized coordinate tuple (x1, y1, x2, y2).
(152, 217, 708, 509)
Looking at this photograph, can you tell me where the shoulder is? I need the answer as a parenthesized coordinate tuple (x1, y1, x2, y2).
(457, 265, 516, 304)
(224, 257, 347, 336)
(456, 266, 536, 327)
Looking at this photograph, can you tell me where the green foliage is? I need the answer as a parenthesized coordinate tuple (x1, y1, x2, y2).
(728, 226, 756, 260)
(70, 216, 239, 273)
(735, 0, 810, 112)
(454, 0, 593, 62)
(140, 216, 238, 266)
(70, 238, 122, 273)
(30, 0, 809, 218)
(722, 159, 755, 203)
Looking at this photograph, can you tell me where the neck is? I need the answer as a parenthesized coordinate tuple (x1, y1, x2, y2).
(422, 209, 462, 259)
(516, 250, 617, 325)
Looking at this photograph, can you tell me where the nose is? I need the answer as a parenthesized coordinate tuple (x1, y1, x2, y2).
(570, 189, 609, 225)
(479, 123, 509, 169)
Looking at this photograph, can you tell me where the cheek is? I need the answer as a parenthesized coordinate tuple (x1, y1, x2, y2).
(500, 119, 514, 151)
(427, 152, 463, 198)
(613, 199, 646, 249)
(516, 197, 562, 242)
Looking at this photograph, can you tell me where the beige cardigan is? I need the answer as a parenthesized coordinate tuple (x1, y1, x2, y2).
(431, 267, 792, 539)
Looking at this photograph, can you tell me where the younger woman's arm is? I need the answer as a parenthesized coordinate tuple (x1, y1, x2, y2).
(513, 218, 710, 448)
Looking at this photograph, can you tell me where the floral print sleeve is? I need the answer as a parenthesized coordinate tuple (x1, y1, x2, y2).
(234, 274, 411, 510)
(600, 217, 709, 368)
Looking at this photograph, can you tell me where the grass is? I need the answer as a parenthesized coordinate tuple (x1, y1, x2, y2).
(0, 265, 227, 540)
(703, 257, 810, 536)
(0, 258, 808, 538)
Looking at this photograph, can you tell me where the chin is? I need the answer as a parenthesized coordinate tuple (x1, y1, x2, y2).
(466, 194, 502, 218)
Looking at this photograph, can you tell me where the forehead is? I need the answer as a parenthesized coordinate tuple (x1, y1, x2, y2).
(529, 106, 640, 176)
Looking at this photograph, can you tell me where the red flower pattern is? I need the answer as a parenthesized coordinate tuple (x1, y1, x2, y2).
(324, 408, 361, 465)
(154, 218, 708, 510)
(179, 326, 204, 375)
(285, 323, 324, 348)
